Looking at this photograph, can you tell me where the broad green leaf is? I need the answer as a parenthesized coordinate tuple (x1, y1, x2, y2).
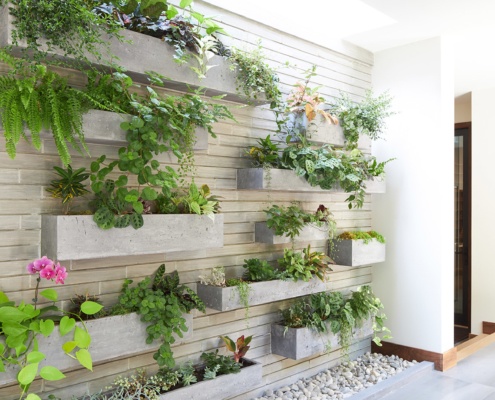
(59, 316, 76, 336)
(180, 0, 193, 8)
(76, 349, 93, 371)
(80, 301, 103, 315)
(74, 326, 91, 348)
(26, 394, 42, 400)
(2, 322, 28, 336)
(132, 201, 144, 214)
(27, 351, 45, 364)
(0, 291, 9, 303)
(40, 366, 65, 381)
(141, 187, 158, 201)
(39, 289, 58, 302)
(39, 319, 55, 336)
(190, 201, 201, 215)
(166, 4, 178, 18)
(18, 363, 38, 386)
(0, 306, 27, 322)
(62, 341, 77, 354)
(0, 359, 4, 372)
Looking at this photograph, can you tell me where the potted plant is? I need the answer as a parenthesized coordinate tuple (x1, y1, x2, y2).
(271, 286, 391, 360)
(331, 230, 386, 267)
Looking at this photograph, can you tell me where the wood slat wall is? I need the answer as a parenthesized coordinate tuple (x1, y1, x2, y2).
(0, 1, 374, 398)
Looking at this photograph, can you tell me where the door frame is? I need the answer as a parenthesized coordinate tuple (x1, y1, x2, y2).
(454, 122, 472, 330)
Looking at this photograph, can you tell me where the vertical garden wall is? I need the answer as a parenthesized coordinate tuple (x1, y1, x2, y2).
(0, 1, 381, 399)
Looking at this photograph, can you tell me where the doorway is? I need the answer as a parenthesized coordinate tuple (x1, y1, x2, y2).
(454, 122, 471, 343)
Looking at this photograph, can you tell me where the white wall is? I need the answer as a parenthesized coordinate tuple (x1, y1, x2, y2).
(455, 93, 472, 123)
(371, 37, 455, 353)
(471, 88, 495, 334)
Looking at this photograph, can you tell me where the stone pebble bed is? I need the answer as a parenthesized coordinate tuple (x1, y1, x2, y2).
(253, 352, 417, 400)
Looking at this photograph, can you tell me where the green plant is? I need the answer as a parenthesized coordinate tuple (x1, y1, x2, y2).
(45, 165, 90, 215)
(200, 350, 241, 375)
(0, 58, 95, 166)
(278, 245, 332, 282)
(0, 257, 102, 400)
(156, 183, 221, 217)
(220, 335, 252, 362)
(246, 135, 283, 169)
(264, 203, 335, 246)
(330, 90, 394, 148)
(281, 144, 391, 208)
(337, 230, 386, 244)
(242, 258, 282, 282)
(2, 0, 122, 69)
(115, 264, 205, 368)
(229, 42, 282, 108)
(88, 72, 233, 229)
(225, 278, 251, 322)
(69, 293, 106, 321)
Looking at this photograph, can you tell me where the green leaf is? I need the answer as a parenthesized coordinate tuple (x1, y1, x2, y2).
(0, 359, 5, 373)
(40, 366, 65, 381)
(74, 326, 91, 348)
(62, 341, 77, 354)
(132, 201, 144, 214)
(130, 213, 144, 229)
(190, 201, 201, 215)
(39, 289, 58, 302)
(141, 187, 158, 201)
(18, 363, 38, 386)
(76, 349, 93, 371)
(27, 351, 45, 364)
(81, 301, 103, 315)
(2, 322, 28, 336)
(115, 175, 128, 187)
(26, 394, 42, 400)
(180, 0, 193, 7)
(0, 306, 28, 322)
(0, 291, 10, 303)
(39, 319, 55, 336)
(59, 316, 76, 336)
(166, 5, 178, 18)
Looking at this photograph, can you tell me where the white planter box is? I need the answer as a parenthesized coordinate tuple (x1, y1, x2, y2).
(41, 214, 224, 261)
(158, 358, 262, 400)
(237, 168, 386, 193)
(197, 278, 327, 311)
(271, 319, 372, 360)
(0, 312, 193, 386)
(0, 5, 267, 106)
(255, 221, 328, 244)
(331, 239, 386, 267)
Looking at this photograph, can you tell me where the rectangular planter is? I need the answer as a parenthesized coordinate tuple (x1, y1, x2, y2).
(0, 5, 266, 106)
(158, 358, 262, 400)
(255, 221, 328, 244)
(331, 239, 386, 267)
(237, 168, 386, 193)
(0, 312, 193, 386)
(271, 319, 372, 360)
(197, 278, 327, 311)
(41, 214, 224, 261)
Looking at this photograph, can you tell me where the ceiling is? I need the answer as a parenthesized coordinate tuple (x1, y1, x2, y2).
(206, 0, 495, 97)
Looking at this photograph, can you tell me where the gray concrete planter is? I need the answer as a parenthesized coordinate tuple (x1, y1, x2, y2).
(0, 5, 266, 106)
(331, 239, 386, 267)
(285, 113, 371, 149)
(197, 278, 327, 311)
(271, 319, 372, 360)
(237, 168, 386, 193)
(0, 312, 193, 387)
(158, 358, 262, 400)
(255, 221, 328, 244)
(41, 214, 224, 261)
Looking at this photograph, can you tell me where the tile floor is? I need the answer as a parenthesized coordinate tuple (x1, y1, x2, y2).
(379, 342, 495, 399)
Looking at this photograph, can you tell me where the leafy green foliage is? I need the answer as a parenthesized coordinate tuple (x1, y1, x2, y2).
(0, 62, 93, 165)
(46, 165, 89, 214)
(280, 286, 391, 358)
(225, 279, 251, 322)
(264, 203, 334, 244)
(220, 334, 252, 362)
(242, 258, 283, 282)
(246, 135, 283, 168)
(230, 42, 282, 107)
(278, 245, 333, 282)
(337, 230, 386, 244)
(115, 264, 205, 367)
(200, 350, 241, 375)
(4, 0, 122, 68)
(329, 90, 394, 148)
(69, 293, 106, 321)
(156, 183, 220, 217)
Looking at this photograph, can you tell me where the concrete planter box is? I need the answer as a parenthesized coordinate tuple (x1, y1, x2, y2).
(285, 113, 371, 149)
(0, 5, 266, 106)
(237, 168, 386, 193)
(331, 239, 386, 267)
(197, 278, 327, 311)
(255, 221, 328, 244)
(0, 312, 193, 386)
(158, 358, 262, 400)
(41, 214, 224, 261)
(271, 319, 373, 360)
